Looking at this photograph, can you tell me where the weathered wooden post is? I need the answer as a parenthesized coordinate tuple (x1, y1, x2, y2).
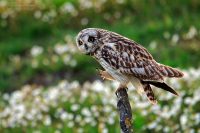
(116, 87, 133, 133)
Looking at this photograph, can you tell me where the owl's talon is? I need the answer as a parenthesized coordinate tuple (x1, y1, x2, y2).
(97, 69, 114, 81)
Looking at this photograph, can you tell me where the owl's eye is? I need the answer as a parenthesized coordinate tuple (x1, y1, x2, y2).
(88, 36, 95, 42)
(78, 40, 83, 46)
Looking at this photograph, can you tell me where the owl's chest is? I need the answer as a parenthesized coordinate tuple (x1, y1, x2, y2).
(94, 50, 118, 74)
(97, 57, 130, 85)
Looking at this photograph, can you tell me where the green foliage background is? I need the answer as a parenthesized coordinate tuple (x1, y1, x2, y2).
(0, 0, 200, 91)
(0, 0, 200, 132)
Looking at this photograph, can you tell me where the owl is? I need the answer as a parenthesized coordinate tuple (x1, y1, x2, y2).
(76, 28, 184, 104)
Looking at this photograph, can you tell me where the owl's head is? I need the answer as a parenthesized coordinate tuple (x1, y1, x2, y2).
(76, 28, 102, 55)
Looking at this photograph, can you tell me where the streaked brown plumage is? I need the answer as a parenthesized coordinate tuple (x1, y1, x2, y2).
(76, 28, 184, 104)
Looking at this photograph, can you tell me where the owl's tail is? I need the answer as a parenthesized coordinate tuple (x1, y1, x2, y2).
(158, 64, 184, 78)
(141, 80, 179, 96)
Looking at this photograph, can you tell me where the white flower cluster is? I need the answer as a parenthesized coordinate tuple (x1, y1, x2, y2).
(0, 0, 127, 27)
(0, 80, 118, 132)
(30, 35, 77, 68)
(0, 68, 200, 132)
(162, 26, 199, 46)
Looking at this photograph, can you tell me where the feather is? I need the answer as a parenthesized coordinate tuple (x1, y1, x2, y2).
(159, 64, 184, 78)
(141, 81, 179, 96)
(141, 83, 157, 104)
(101, 42, 164, 81)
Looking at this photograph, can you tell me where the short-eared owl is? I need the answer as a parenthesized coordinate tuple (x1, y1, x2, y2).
(76, 28, 184, 104)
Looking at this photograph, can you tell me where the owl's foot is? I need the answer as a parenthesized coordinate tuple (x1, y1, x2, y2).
(96, 69, 114, 80)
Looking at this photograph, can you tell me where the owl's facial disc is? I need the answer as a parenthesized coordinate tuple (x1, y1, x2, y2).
(76, 28, 99, 55)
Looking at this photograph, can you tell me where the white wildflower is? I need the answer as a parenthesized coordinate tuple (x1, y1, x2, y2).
(67, 113, 74, 120)
(63, 55, 70, 64)
(34, 11, 42, 19)
(60, 111, 68, 121)
(92, 80, 104, 92)
(58, 80, 68, 89)
(148, 121, 157, 129)
(48, 88, 59, 100)
(79, 0, 92, 9)
(75, 115, 82, 122)
(3, 93, 9, 101)
(81, 108, 91, 117)
(62, 3, 74, 12)
(84, 117, 93, 123)
(135, 101, 150, 109)
(77, 128, 84, 133)
(33, 130, 41, 133)
(108, 117, 114, 125)
(102, 128, 108, 133)
(194, 113, 200, 125)
(44, 116, 51, 126)
(54, 44, 68, 55)
(185, 26, 197, 39)
(71, 104, 80, 111)
(81, 18, 88, 25)
(60, 3, 78, 16)
(104, 105, 112, 113)
(180, 114, 187, 126)
(70, 81, 79, 89)
(67, 121, 74, 128)
(32, 88, 41, 96)
(116, 0, 124, 4)
(91, 121, 97, 127)
(189, 129, 195, 133)
(149, 41, 157, 50)
(171, 34, 179, 44)
(184, 97, 192, 105)
(54, 130, 61, 133)
(36, 113, 43, 120)
(30, 46, 43, 57)
(69, 60, 77, 67)
(164, 126, 170, 132)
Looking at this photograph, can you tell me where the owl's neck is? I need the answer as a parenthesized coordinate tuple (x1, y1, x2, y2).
(92, 47, 102, 60)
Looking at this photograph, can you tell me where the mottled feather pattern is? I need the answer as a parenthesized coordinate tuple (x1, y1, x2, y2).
(159, 64, 184, 78)
(98, 31, 183, 81)
(100, 40, 164, 81)
(76, 28, 184, 104)
(142, 83, 157, 104)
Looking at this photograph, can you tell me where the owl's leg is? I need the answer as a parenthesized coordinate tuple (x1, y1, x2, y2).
(97, 69, 114, 80)
(130, 77, 144, 96)
(141, 82, 157, 104)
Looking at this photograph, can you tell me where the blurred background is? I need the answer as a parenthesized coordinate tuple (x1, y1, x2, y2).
(0, 0, 200, 132)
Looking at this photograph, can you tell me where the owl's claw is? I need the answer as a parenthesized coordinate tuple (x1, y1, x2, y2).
(96, 69, 114, 81)
(99, 70, 107, 80)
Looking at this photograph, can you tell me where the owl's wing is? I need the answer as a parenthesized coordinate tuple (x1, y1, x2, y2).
(101, 42, 163, 81)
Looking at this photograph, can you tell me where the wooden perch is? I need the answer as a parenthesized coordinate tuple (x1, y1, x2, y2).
(96, 69, 133, 132)
(116, 87, 133, 133)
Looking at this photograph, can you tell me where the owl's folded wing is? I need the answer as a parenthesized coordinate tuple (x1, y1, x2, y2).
(101, 42, 164, 81)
